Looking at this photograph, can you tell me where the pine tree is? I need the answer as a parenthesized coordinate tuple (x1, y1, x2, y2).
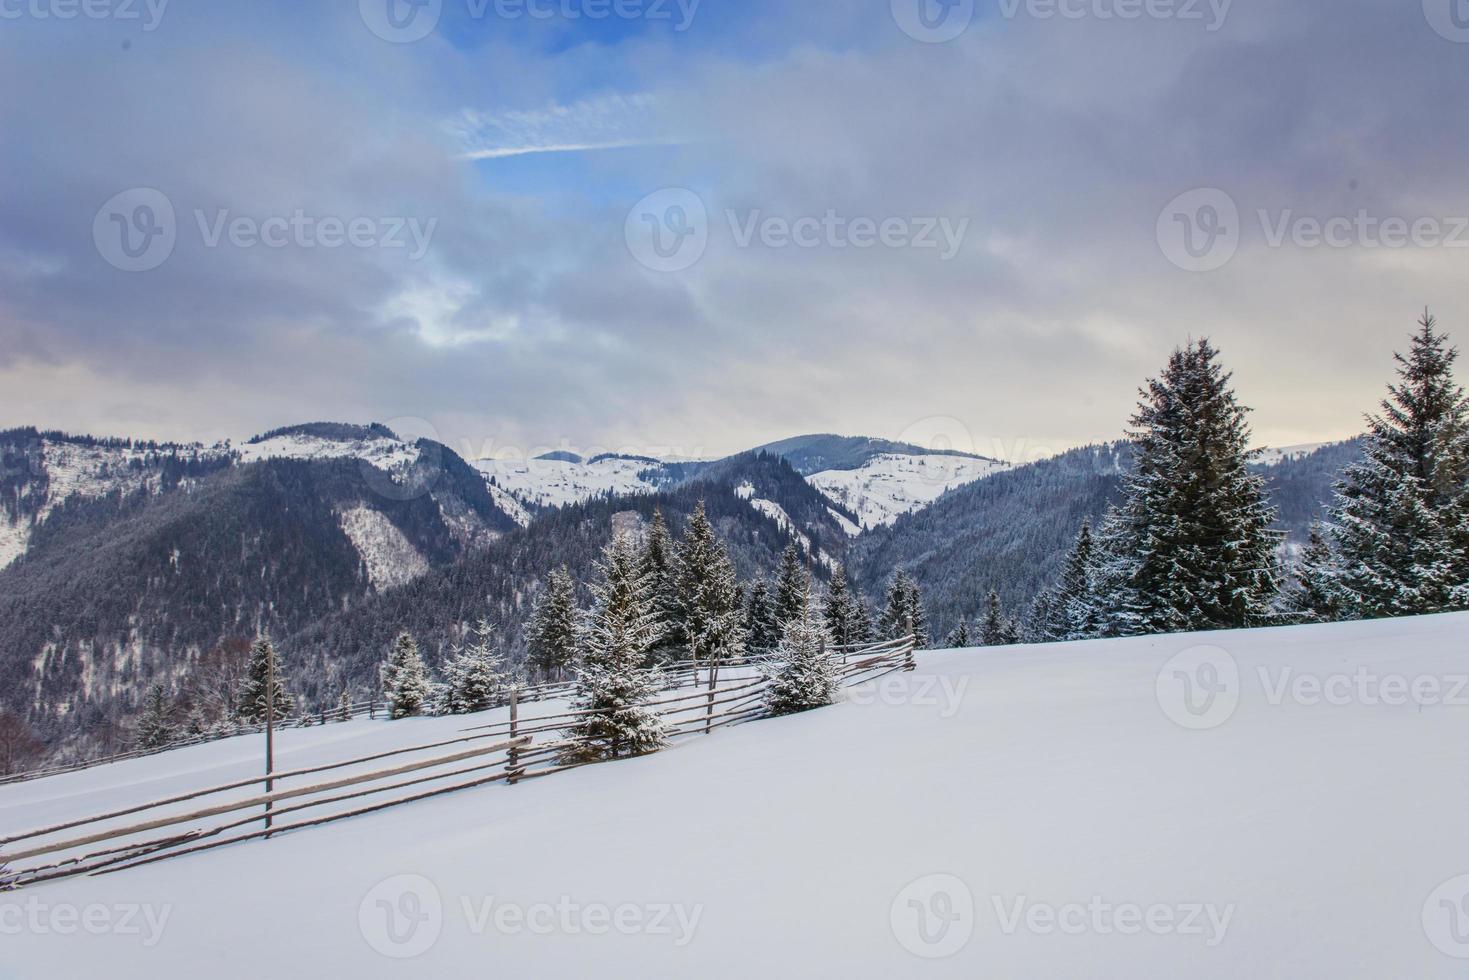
(562, 532, 669, 762)
(1093, 339, 1280, 636)
(1045, 519, 1102, 640)
(639, 508, 681, 663)
(1023, 590, 1057, 644)
(764, 589, 840, 716)
(134, 682, 176, 750)
(337, 687, 353, 722)
(381, 632, 433, 719)
(904, 577, 930, 648)
(1279, 522, 1343, 624)
(183, 707, 207, 739)
(880, 571, 913, 639)
(944, 620, 972, 648)
(743, 578, 782, 652)
(436, 619, 504, 715)
(673, 501, 747, 681)
(1327, 312, 1469, 618)
(980, 591, 1008, 646)
(237, 635, 293, 723)
(852, 596, 875, 644)
(772, 543, 810, 630)
(526, 566, 580, 682)
(824, 564, 861, 647)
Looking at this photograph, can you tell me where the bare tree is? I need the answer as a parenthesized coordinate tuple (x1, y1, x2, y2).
(185, 637, 253, 724)
(0, 712, 44, 776)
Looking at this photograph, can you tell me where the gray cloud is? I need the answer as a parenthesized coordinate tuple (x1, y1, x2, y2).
(2, 0, 1467, 459)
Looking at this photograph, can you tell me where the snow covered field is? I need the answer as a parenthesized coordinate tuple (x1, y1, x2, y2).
(809, 453, 1010, 530)
(5, 613, 1469, 977)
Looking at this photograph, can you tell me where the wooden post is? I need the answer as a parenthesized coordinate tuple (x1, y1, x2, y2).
(704, 660, 717, 735)
(905, 614, 917, 672)
(506, 687, 522, 785)
(264, 645, 275, 835)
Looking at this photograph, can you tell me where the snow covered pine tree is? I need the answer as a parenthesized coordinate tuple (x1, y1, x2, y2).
(772, 542, 810, 633)
(134, 682, 176, 750)
(743, 577, 782, 652)
(824, 563, 862, 647)
(381, 632, 433, 719)
(1091, 339, 1280, 636)
(562, 532, 669, 763)
(526, 566, 580, 682)
(1323, 312, 1469, 618)
(764, 578, 841, 716)
(436, 619, 504, 715)
(237, 634, 293, 723)
(673, 501, 746, 684)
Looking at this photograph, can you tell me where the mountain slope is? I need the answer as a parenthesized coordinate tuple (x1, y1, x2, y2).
(851, 439, 1364, 638)
(7, 613, 1465, 978)
(752, 433, 991, 475)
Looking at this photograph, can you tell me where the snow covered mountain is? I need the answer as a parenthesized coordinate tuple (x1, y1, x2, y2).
(7, 612, 1466, 978)
(474, 452, 690, 512)
(808, 453, 1012, 531)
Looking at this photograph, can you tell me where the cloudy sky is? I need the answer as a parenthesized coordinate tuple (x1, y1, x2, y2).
(3, 0, 1468, 462)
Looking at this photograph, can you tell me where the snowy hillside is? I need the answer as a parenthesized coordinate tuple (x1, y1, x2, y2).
(7, 613, 1467, 977)
(475, 454, 677, 511)
(808, 453, 1011, 530)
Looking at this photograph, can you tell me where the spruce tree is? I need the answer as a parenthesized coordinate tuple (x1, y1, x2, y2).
(437, 619, 504, 715)
(743, 578, 782, 652)
(772, 543, 809, 630)
(135, 682, 176, 750)
(880, 571, 913, 639)
(674, 501, 747, 681)
(824, 564, 861, 647)
(1279, 522, 1343, 624)
(381, 632, 433, 719)
(1093, 339, 1280, 635)
(944, 620, 972, 648)
(904, 577, 931, 648)
(980, 591, 1008, 646)
(1327, 312, 1469, 618)
(563, 532, 669, 762)
(237, 634, 293, 723)
(852, 596, 876, 644)
(337, 687, 353, 722)
(526, 566, 580, 682)
(639, 508, 681, 663)
(1023, 590, 1058, 644)
(1050, 519, 1102, 640)
(764, 587, 840, 716)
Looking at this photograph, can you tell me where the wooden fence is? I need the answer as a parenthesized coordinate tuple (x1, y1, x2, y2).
(0, 635, 916, 891)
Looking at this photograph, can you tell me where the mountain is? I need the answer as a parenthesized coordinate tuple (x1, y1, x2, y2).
(279, 452, 859, 709)
(476, 453, 698, 512)
(750, 433, 992, 475)
(0, 425, 525, 757)
(849, 439, 1365, 639)
(808, 453, 1012, 531)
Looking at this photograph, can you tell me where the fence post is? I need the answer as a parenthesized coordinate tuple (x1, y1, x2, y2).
(704, 661, 717, 735)
(905, 615, 917, 672)
(264, 648, 275, 837)
(506, 687, 523, 785)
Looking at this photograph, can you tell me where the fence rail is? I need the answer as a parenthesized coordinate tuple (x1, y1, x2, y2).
(0, 635, 916, 891)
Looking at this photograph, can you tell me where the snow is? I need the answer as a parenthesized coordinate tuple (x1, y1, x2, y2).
(827, 507, 862, 537)
(477, 456, 666, 511)
(808, 453, 1011, 530)
(0, 440, 182, 570)
(8, 613, 1467, 977)
(338, 507, 430, 590)
(1255, 442, 1330, 466)
(235, 434, 421, 471)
